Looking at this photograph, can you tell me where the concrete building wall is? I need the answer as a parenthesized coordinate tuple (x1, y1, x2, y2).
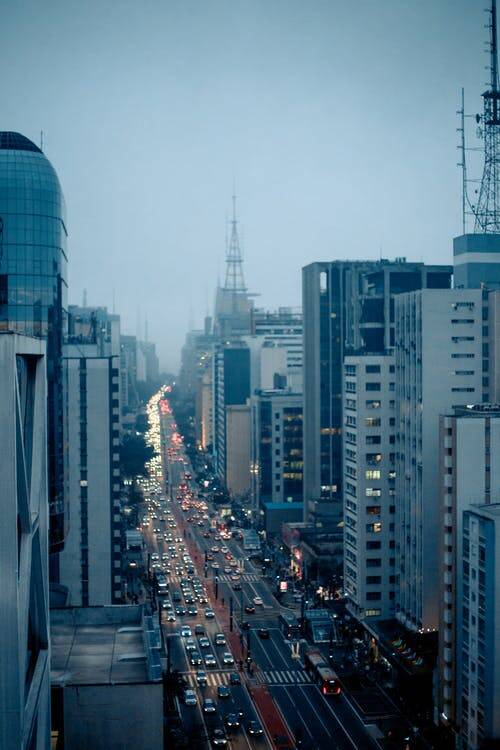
(343, 354, 396, 622)
(226, 404, 251, 498)
(438, 408, 500, 729)
(63, 683, 162, 750)
(395, 289, 484, 632)
(60, 345, 122, 606)
(0, 333, 51, 750)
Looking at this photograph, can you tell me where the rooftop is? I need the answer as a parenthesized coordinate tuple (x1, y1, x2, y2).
(51, 605, 161, 686)
(0, 131, 42, 153)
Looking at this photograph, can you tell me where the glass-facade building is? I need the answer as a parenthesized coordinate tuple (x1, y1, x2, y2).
(0, 131, 68, 552)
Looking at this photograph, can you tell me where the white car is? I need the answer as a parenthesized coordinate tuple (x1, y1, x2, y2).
(253, 596, 263, 606)
(222, 652, 234, 666)
(181, 626, 192, 637)
(184, 689, 197, 706)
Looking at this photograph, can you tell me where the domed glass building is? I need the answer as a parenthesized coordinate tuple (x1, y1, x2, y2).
(0, 131, 68, 551)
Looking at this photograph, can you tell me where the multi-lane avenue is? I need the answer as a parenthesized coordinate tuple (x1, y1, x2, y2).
(139, 391, 380, 750)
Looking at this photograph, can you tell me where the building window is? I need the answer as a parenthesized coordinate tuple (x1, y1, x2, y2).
(365, 365, 381, 373)
(366, 400, 381, 409)
(365, 417, 381, 427)
(366, 435, 381, 445)
(365, 469, 381, 479)
(366, 488, 381, 497)
(366, 382, 381, 391)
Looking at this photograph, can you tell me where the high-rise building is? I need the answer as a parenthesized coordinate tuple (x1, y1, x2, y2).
(302, 260, 451, 528)
(251, 389, 303, 509)
(342, 353, 396, 622)
(226, 403, 252, 498)
(458, 503, 500, 749)
(0, 131, 68, 553)
(395, 289, 485, 633)
(59, 343, 122, 605)
(212, 341, 251, 483)
(251, 307, 303, 391)
(437, 405, 500, 731)
(0, 333, 51, 749)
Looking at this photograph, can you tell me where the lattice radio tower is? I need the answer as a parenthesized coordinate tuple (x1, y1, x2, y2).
(224, 193, 247, 292)
(462, 0, 500, 232)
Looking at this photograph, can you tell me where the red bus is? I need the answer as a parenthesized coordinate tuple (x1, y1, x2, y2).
(304, 649, 341, 696)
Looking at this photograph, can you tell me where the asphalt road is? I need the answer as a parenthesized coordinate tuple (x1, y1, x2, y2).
(144, 404, 380, 750)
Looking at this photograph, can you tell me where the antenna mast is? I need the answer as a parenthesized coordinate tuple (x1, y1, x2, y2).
(474, 0, 500, 232)
(223, 193, 247, 293)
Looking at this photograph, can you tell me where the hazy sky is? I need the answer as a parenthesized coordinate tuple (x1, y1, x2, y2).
(1, 0, 489, 370)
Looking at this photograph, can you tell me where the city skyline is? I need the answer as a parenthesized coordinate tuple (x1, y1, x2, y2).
(0, 0, 487, 370)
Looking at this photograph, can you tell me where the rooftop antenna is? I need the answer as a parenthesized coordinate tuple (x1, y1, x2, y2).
(145, 315, 149, 343)
(473, 0, 500, 232)
(83, 288, 87, 307)
(40, 131, 44, 151)
(112, 287, 116, 314)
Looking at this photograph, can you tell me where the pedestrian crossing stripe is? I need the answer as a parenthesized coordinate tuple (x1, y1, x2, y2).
(184, 671, 231, 687)
(217, 573, 260, 583)
(256, 670, 312, 685)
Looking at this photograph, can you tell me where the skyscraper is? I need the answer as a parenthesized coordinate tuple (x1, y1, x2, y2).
(0, 131, 68, 553)
(302, 259, 451, 528)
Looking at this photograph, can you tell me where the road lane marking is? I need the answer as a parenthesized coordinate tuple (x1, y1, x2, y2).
(297, 685, 332, 738)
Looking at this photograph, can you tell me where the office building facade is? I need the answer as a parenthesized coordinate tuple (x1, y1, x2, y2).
(395, 289, 484, 632)
(59, 344, 122, 605)
(343, 354, 396, 621)
(212, 342, 251, 483)
(458, 504, 500, 750)
(0, 131, 68, 553)
(438, 406, 500, 731)
(302, 260, 451, 527)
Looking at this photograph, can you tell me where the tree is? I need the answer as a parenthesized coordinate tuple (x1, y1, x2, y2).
(120, 433, 154, 479)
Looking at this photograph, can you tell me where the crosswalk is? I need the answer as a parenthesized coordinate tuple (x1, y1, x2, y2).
(183, 670, 232, 687)
(255, 669, 313, 686)
(217, 573, 260, 583)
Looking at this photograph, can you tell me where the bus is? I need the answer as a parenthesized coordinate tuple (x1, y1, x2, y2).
(304, 649, 341, 696)
(279, 612, 300, 640)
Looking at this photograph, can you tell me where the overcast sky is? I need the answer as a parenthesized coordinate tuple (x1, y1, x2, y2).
(1, 0, 489, 370)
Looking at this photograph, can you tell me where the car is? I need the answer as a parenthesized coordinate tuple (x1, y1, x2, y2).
(185, 638, 196, 651)
(204, 653, 217, 667)
(215, 633, 226, 646)
(196, 669, 207, 686)
(247, 721, 264, 736)
(175, 606, 186, 617)
(211, 728, 228, 747)
(224, 567, 232, 574)
(187, 606, 198, 617)
(194, 624, 205, 635)
(241, 621, 250, 630)
(229, 672, 241, 685)
(233, 581, 242, 591)
(190, 651, 202, 666)
(183, 689, 197, 706)
(166, 611, 176, 622)
(225, 712, 240, 729)
(211, 546, 220, 553)
(253, 596, 263, 606)
(203, 698, 217, 714)
(230, 573, 240, 581)
(205, 608, 215, 619)
(199, 636, 211, 649)
(222, 652, 234, 666)
(211, 562, 220, 570)
(180, 626, 192, 637)
(229, 560, 238, 568)
(161, 599, 171, 610)
(217, 685, 230, 699)
(245, 605, 255, 614)
(258, 628, 270, 639)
